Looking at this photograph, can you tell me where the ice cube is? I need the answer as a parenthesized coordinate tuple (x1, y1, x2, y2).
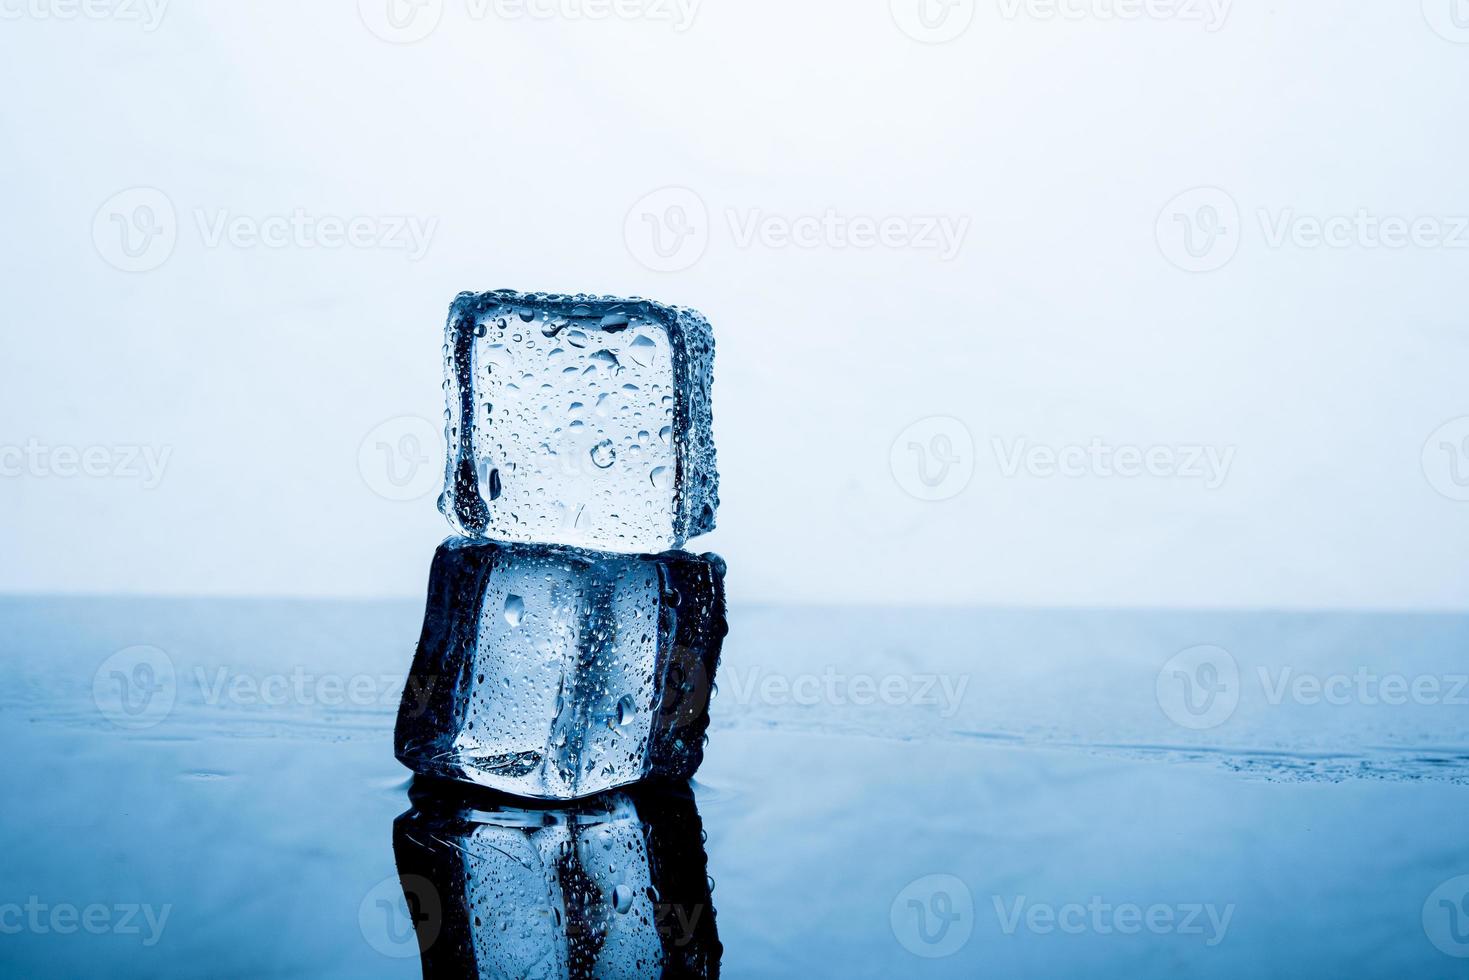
(395, 538, 728, 800)
(439, 289, 718, 554)
(393, 779, 721, 978)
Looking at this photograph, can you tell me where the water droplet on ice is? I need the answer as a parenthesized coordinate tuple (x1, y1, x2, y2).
(628, 335, 658, 366)
(481, 465, 502, 501)
(650, 466, 672, 489)
(504, 595, 524, 627)
(611, 884, 634, 914)
(590, 440, 617, 469)
(616, 694, 636, 727)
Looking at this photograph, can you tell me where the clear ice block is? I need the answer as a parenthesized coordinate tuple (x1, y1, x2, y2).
(440, 289, 718, 554)
(393, 780, 721, 979)
(395, 538, 728, 800)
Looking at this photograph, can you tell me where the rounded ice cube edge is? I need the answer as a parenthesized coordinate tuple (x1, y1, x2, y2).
(438, 288, 719, 554)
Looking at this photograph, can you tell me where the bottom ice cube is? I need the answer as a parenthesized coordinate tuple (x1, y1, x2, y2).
(395, 538, 728, 800)
(393, 779, 721, 979)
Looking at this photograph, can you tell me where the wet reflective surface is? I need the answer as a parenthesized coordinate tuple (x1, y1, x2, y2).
(393, 778, 719, 977)
(2, 597, 1469, 977)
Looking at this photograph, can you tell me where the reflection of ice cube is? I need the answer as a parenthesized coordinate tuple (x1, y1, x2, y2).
(395, 538, 728, 800)
(440, 289, 719, 554)
(393, 780, 721, 979)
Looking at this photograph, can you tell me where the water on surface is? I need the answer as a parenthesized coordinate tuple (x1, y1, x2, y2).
(1, 597, 1467, 977)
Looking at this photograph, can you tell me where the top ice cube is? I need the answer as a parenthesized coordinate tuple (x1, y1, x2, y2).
(439, 290, 718, 553)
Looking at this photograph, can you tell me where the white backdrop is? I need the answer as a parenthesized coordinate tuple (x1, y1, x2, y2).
(1, 0, 1467, 608)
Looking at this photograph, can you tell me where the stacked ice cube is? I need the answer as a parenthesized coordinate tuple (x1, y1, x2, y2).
(438, 289, 718, 554)
(396, 290, 726, 801)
